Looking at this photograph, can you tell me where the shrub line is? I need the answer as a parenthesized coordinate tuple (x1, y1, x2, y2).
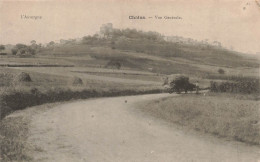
(0, 87, 164, 120)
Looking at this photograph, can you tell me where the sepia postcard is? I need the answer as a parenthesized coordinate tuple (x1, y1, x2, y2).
(0, 0, 259, 161)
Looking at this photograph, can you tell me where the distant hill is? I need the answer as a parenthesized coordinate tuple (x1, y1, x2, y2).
(37, 24, 259, 76)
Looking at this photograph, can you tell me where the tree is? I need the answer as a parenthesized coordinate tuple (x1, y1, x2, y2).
(48, 41, 55, 46)
(11, 48, 18, 55)
(106, 60, 121, 70)
(19, 48, 26, 54)
(93, 34, 99, 38)
(60, 39, 66, 44)
(114, 62, 121, 69)
(15, 43, 27, 49)
(27, 47, 36, 55)
(169, 76, 194, 93)
(30, 40, 36, 45)
(47, 41, 55, 49)
(0, 45, 5, 52)
(100, 23, 113, 38)
(12, 44, 36, 55)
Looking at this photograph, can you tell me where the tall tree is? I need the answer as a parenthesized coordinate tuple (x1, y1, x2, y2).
(15, 44, 27, 49)
(30, 40, 36, 45)
(0, 45, 5, 52)
(48, 41, 55, 46)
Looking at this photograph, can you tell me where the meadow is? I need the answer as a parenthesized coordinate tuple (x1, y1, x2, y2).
(137, 93, 260, 145)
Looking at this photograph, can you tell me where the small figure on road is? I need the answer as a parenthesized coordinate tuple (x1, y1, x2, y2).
(162, 76, 169, 86)
(195, 81, 199, 94)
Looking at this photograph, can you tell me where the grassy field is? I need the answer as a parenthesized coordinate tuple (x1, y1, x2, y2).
(0, 67, 161, 88)
(73, 71, 162, 82)
(1, 43, 259, 78)
(0, 116, 32, 161)
(35, 45, 259, 76)
(0, 66, 164, 120)
(137, 93, 260, 145)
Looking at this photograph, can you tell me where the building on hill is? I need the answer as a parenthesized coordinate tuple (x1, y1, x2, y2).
(100, 23, 113, 38)
(165, 36, 198, 45)
(212, 41, 222, 47)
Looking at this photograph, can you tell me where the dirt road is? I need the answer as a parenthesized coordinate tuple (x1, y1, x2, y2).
(28, 94, 260, 162)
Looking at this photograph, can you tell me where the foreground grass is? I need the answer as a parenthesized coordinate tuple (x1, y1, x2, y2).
(138, 93, 260, 145)
(0, 116, 32, 161)
(0, 102, 62, 162)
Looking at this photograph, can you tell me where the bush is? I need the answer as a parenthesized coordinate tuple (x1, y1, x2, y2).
(218, 68, 225, 74)
(210, 79, 259, 94)
(15, 72, 32, 82)
(204, 74, 258, 82)
(106, 60, 121, 69)
(11, 49, 18, 55)
(169, 76, 195, 93)
(0, 87, 163, 120)
(72, 77, 83, 86)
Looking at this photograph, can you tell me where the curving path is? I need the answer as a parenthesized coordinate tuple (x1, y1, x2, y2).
(28, 94, 260, 162)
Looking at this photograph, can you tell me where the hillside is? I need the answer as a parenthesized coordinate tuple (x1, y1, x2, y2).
(32, 27, 259, 78)
(2, 26, 259, 80)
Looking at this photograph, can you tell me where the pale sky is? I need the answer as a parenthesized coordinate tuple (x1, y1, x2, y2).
(0, 0, 260, 54)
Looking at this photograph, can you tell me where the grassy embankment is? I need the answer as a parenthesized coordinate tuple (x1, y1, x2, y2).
(0, 115, 32, 161)
(0, 67, 163, 120)
(0, 102, 63, 162)
(138, 92, 260, 145)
